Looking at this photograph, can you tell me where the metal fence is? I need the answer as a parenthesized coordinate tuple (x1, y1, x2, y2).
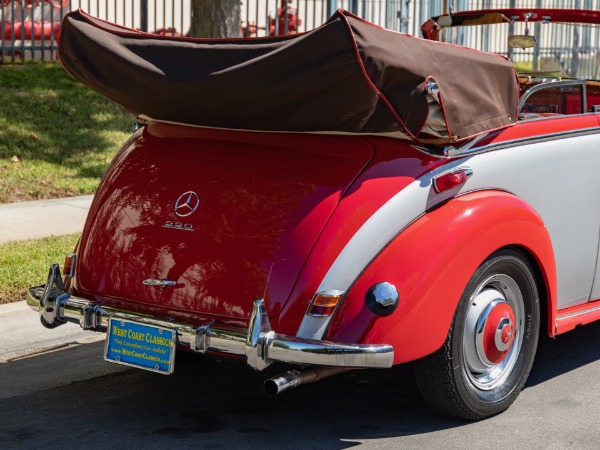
(1, 0, 448, 63)
(1, 0, 599, 66)
(440, 1, 600, 79)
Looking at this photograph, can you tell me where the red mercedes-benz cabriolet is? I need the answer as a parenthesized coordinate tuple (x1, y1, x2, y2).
(27, 7, 600, 420)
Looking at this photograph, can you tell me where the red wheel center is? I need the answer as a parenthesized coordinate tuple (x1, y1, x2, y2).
(481, 302, 515, 364)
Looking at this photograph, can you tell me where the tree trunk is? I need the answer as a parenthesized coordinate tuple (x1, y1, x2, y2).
(189, 0, 241, 38)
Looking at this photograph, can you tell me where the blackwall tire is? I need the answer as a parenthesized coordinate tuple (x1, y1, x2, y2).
(414, 248, 540, 420)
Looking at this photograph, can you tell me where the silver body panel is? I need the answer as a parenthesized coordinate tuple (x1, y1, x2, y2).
(462, 133, 600, 308)
(299, 129, 600, 340)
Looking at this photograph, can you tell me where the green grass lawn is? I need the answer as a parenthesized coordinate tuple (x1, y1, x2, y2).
(0, 63, 132, 203)
(0, 233, 80, 304)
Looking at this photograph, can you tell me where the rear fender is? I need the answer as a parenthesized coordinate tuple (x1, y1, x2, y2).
(324, 190, 557, 365)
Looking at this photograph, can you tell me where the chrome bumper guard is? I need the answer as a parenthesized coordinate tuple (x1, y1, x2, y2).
(27, 264, 394, 371)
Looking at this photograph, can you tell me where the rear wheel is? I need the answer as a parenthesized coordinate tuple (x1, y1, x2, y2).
(415, 248, 540, 420)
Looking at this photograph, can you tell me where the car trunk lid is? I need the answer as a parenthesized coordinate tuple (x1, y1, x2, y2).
(75, 123, 374, 322)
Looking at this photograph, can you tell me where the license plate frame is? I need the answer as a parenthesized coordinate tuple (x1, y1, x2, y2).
(104, 318, 176, 375)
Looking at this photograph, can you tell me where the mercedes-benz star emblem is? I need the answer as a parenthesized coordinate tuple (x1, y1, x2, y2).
(174, 191, 200, 217)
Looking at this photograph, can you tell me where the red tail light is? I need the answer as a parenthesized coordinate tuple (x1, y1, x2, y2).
(63, 253, 76, 278)
(307, 290, 344, 317)
(433, 168, 473, 193)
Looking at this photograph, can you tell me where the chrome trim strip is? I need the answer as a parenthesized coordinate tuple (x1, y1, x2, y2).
(443, 133, 489, 157)
(28, 265, 394, 371)
(556, 305, 600, 321)
(448, 126, 600, 157)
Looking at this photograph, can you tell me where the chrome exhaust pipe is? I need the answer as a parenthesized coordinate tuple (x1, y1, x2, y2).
(264, 367, 347, 397)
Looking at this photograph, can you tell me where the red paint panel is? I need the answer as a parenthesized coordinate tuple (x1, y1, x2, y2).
(422, 9, 600, 41)
(275, 138, 446, 334)
(324, 191, 556, 365)
(473, 114, 600, 146)
(481, 302, 515, 364)
(75, 123, 373, 325)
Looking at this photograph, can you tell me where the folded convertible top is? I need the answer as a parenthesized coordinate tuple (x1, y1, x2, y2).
(59, 9, 519, 143)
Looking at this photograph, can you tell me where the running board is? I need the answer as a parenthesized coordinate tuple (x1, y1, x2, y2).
(555, 299, 600, 335)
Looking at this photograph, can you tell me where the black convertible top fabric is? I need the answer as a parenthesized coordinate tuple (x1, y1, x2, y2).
(59, 9, 519, 143)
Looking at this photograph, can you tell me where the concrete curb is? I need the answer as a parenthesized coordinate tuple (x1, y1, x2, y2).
(0, 301, 104, 363)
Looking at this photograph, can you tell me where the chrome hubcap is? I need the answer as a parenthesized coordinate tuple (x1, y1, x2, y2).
(462, 274, 524, 391)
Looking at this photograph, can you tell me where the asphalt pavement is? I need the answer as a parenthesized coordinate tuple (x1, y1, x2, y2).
(3, 196, 600, 447)
(0, 195, 97, 365)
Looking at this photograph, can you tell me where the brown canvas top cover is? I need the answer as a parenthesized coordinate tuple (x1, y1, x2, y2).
(59, 9, 518, 143)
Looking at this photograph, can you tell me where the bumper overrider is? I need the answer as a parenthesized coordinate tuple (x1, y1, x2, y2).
(28, 264, 394, 372)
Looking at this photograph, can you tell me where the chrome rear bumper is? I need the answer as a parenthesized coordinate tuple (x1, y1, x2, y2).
(27, 264, 394, 371)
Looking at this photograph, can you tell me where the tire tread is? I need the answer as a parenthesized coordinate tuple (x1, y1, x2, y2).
(415, 320, 482, 421)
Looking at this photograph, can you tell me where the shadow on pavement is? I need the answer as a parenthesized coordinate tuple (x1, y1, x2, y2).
(1, 321, 600, 449)
(526, 319, 600, 387)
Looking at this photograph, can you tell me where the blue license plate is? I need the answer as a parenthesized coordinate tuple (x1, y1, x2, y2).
(104, 318, 175, 374)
